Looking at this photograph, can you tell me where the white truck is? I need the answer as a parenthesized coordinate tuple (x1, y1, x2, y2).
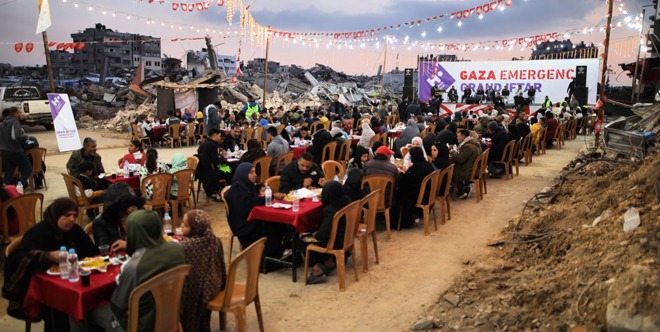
(0, 86, 54, 130)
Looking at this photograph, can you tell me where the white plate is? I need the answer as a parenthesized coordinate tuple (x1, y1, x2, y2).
(272, 203, 292, 209)
(46, 268, 60, 276)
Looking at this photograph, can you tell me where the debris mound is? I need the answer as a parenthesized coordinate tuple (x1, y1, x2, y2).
(420, 152, 659, 331)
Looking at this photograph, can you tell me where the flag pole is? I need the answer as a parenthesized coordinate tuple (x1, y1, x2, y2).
(263, 26, 270, 110)
(596, 0, 614, 148)
(42, 31, 55, 93)
(37, 0, 55, 93)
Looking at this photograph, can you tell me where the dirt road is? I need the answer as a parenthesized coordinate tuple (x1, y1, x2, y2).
(1, 127, 591, 331)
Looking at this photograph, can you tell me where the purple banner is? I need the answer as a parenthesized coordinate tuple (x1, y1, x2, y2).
(418, 61, 456, 103)
(47, 93, 66, 120)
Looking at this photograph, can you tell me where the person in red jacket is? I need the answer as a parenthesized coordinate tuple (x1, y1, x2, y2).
(117, 140, 146, 167)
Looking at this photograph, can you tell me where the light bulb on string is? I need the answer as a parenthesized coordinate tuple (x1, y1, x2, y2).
(457, 20, 462, 27)
(437, 26, 443, 33)
(88, 6, 92, 11)
(478, 14, 483, 19)
(421, 31, 426, 37)
(74, 3, 78, 8)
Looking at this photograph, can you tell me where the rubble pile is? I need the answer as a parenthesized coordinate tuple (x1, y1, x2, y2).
(414, 152, 659, 331)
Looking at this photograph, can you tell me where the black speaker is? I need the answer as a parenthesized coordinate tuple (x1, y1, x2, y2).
(466, 96, 481, 104)
(573, 86, 588, 105)
(403, 86, 416, 101)
(575, 65, 587, 88)
(404, 68, 414, 87)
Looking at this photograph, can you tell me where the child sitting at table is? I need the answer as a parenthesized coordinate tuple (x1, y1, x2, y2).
(76, 161, 106, 220)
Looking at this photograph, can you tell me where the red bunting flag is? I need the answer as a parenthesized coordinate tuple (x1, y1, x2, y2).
(26, 43, 34, 53)
(14, 43, 23, 53)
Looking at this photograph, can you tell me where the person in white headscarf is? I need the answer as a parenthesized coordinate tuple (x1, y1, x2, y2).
(403, 136, 428, 165)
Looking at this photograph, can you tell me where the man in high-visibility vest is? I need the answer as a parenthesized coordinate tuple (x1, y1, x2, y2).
(543, 96, 552, 108)
(242, 96, 261, 120)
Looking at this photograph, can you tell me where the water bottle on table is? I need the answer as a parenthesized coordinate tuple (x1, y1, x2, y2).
(264, 185, 272, 207)
(163, 213, 173, 235)
(68, 249, 79, 282)
(123, 160, 129, 178)
(58, 246, 69, 279)
(292, 197, 300, 212)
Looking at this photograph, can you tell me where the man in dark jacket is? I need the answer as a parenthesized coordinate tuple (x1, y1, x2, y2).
(196, 129, 230, 201)
(93, 182, 145, 253)
(487, 121, 508, 178)
(221, 124, 242, 152)
(203, 102, 222, 134)
(306, 124, 333, 165)
(450, 129, 482, 199)
(66, 137, 105, 177)
(279, 152, 325, 193)
(329, 94, 346, 117)
(0, 107, 31, 187)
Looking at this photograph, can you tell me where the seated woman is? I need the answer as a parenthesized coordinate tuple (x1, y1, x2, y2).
(431, 142, 451, 171)
(0, 185, 20, 238)
(180, 210, 227, 332)
(393, 147, 435, 228)
(403, 136, 428, 166)
(343, 168, 367, 202)
(117, 140, 146, 167)
(306, 181, 352, 284)
(2, 198, 98, 331)
(168, 153, 189, 199)
(138, 148, 168, 180)
(346, 145, 370, 172)
(238, 138, 266, 164)
(92, 182, 145, 253)
(111, 210, 185, 331)
(225, 163, 285, 265)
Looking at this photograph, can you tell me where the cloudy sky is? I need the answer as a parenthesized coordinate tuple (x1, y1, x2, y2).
(0, 0, 654, 84)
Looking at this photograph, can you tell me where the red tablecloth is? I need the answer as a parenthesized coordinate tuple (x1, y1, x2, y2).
(290, 146, 308, 160)
(387, 131, 403, 139)
(106, 175, 140, 191)
(153, 126, 166, 140)
(247, 199, 323, 233)
(24, 265, 120, 321)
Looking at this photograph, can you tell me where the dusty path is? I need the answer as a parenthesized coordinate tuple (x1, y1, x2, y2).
(1, 127, 591, 331)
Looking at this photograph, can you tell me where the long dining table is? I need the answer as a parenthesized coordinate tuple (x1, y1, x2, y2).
(248, 199, 323, 282)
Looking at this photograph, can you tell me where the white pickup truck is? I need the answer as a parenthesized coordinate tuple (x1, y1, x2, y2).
(0, 86, 54, 130)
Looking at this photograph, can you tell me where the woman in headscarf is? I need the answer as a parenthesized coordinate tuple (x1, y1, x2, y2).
(111, 210, 185, 332)
(180, 210, 227, 332)
(393, 147, 435, 228)
(343, 168, 367, 202)
(356, 117, 375, 151)
(393, 119, 421, 158)
(225, 163, 286, 265)
(431, 142, 451, 171)
(3, 198, 98, 331)
(403, 137, 428, 165)
(168, 153, 189, 199)
(238, 139, 266, 164)
(306, 181, 353, 284)
(92, 182, 146, 253)
(225, 163, 264, 248)
(346, 145, 370, 172)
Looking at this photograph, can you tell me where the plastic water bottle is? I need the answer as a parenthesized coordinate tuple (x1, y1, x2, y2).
(234, 144, 239, 152)
(264, 186, 272, 207)
(342, 174, 348, 184)
(390, 155, 395, 164)
(163, 213, 173, 235)
(67, 249, 79, 282)
(123, 160, 129, 178)
(16, 182, 24, 194)
(58, 246, 69, 279)
(292, 197, 300, 212)
(333, 175, 339, 182)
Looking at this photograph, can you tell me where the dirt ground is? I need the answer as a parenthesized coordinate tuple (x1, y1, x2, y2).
(1, 126, 596, 332)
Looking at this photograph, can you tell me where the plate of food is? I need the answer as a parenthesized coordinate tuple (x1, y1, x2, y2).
(46, 265, 60, 276)
(80, 257, 110, 271)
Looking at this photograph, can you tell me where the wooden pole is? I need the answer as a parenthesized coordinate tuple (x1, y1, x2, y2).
(38, 0, 55, 93)
(379, 36, 388, 105)
(262, 26, 270, 110)
(631, 11, 644, 103)
(596, 0, 614, 148)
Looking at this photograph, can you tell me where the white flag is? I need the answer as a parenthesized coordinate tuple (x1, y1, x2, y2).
(35, 0, 52, 34)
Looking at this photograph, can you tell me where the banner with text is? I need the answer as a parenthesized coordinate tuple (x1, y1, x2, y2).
(47, 93, 82, 152)
(419, 59, 599, 104)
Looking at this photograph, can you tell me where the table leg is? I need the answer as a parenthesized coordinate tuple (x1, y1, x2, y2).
(291, 226, 297, 283)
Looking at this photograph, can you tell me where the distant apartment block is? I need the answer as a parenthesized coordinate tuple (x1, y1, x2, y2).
(62, 23, 161, 76)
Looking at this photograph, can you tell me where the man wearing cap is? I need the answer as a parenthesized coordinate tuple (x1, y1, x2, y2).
(363, 146, 399, 180)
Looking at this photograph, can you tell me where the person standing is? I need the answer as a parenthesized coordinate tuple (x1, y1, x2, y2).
(242, 96, 261, 120)
(203, 102, 222, 135)
(196, 129, 230, 201)
(0, 107, 31, 187)
(329, 94, 346, 118)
